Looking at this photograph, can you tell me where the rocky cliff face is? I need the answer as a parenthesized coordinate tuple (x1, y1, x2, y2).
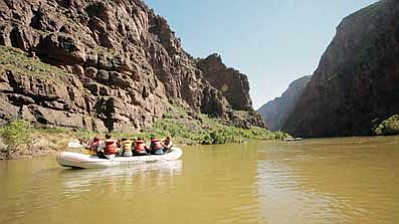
(0, 0, 264, 131)
(197, 54, 253, 111)
(257, 76, 311, 131)
(283, 0, 399, 137)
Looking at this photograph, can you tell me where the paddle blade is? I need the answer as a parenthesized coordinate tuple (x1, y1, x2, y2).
(68, 140, 83, 148)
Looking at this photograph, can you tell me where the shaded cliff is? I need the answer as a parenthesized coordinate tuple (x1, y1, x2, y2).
(284, 0, 399, 137)
(257, 76, 311, 131)
(0, 0, 264, 132)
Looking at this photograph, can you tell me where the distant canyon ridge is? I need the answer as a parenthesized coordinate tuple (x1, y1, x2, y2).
(0, 0, 264, 132)
(258, 0, 399, 137)
(257, 76, 311, 131)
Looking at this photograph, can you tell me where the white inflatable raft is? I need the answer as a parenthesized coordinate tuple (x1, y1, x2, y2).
(56, 148, 183, 169)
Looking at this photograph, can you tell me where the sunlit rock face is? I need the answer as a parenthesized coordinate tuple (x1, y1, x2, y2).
(0, 0, 264, 131)
(197, 54, 253, 111)
(283, 0, 399, 137)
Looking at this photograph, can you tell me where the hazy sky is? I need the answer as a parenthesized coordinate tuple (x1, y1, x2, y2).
(144, 0, 378, 109)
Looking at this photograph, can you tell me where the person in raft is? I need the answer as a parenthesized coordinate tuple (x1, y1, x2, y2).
(149, 136, 164, 155)
(161, 136, 173, 153)
(120, 138, 133, 157)
(97, 133, 117, 159)
(133, 137, 148, 156)
(85, 136, 100, 155)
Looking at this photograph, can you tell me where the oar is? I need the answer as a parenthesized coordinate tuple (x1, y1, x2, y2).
(68, 140, 84, 148)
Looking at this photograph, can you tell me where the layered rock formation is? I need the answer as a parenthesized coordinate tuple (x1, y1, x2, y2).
(283, 0, 399, 137)
(257, 76, 311, 131)
(0, 0, 264, 132)
(197, 54, 253, 111)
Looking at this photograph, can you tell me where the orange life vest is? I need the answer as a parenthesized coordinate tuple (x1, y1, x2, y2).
(104, 140, 116, 155)
(134, 140, 145, 152)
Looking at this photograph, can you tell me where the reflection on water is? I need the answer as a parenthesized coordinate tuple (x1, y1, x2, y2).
(257, 161, 353, 223)
(0, 137, 398, 224)
(256, 137, 399, 224)
(61, 161, 183, 196)
(0, 160, 184, 224)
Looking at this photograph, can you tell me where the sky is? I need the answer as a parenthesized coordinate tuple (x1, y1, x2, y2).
(144, 0, 378, 109)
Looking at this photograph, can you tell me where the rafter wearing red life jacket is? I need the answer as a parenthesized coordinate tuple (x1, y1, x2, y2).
(134, 140, 146, 153)
(150, 139, 164, 155)
(104, 140, 116, 155)
(91, 139, 100, 149)
(87, 137, 100, 154)
(151, 139, 163, 151)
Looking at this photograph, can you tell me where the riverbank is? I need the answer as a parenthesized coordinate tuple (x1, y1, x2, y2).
(0, 113, 289, 160)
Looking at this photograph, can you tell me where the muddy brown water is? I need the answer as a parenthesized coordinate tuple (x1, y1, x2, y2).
(0, 137, 398, 224)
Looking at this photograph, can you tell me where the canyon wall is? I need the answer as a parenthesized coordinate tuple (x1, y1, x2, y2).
(283, 0, 399, 137)
(257, 76, 311, 131)
(0, 0, 264, 132)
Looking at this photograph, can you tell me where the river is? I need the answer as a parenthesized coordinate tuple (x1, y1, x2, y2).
(0, 137, 398, 224)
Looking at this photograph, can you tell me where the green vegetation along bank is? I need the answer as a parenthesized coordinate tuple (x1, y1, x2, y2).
(374, 114, 399, 136)
(0, 111, 289, 160)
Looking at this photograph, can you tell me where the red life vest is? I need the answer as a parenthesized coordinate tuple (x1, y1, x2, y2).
(151, 139, 163, 150)
(104, 140, 116, 155)
(134, 140, 145, 152)
(90, 139, 100, 151)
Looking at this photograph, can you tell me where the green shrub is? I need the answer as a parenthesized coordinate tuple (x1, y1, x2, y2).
(143, 112, 290, 145)
(374, 114, 399, 135)
(85, 2, 104, 17)
(0, 119, 32, 159)
(37, 126, 69, 134)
